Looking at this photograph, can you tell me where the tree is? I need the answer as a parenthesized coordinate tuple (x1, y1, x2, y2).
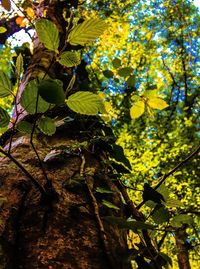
(0, 0, 199, 269)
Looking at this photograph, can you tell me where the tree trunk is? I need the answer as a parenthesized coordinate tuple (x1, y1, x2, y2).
(175, 226, 191, 269)
(0, 1, 131, 268)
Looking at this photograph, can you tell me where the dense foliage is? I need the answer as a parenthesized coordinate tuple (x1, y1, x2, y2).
(0, 0, 199, 268)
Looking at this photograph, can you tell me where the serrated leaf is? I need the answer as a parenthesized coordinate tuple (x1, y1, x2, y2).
(66, 91, 103, 115)
(37, 116, 56, 136)
(0, 70, 12, 98)
(0, 27, 7, 33)
(95, 187, 113, 194)
(117, 67, 133, 77)
(152, 206, 170, 224)
(112, 58, 121, 69)
(147, 97, 168, 110)
(1, 0, 11, 11)
(103, 70, 114, 78)
(165, 198, 182, 207)
(0, 107, 10, 128)
(68, 18, 107, 46)
(171, 214, 193, 228)
(20, 79, 50, 114)
(16, 53, 24, 78)
(130, 100, 145, 119)
(35, 19, 59, 51)
(58, 51, 81, 67)
(102, 200, 120, 210)
(17, 121, 32, 134)
(38, 79, 65, 105)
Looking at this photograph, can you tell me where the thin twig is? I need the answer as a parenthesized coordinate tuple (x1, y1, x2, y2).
(0, 148, 46, 195)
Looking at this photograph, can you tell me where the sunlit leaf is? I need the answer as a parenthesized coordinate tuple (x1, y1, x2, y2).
(147, 97, 168, 110)
(58, 51, 81, 67)
(68, 18, 107, 46)
(35, 19, 59, 51)
(66, 91, 104, 115)
(102, 200, 120, 210)
(16, 53, 24, 78)
(130, 100, 145, 119)
(0, 27, 7, 33)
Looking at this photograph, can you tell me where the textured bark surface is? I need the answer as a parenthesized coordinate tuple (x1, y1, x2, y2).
(175, 227, 191, 269)
(0, 132, 131, 269)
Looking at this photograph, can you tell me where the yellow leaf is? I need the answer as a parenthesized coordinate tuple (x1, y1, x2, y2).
(26, 7, 35, 18)
(130, 100, 145, 119)
(147, 98, 168, 110)
(144, 90, 158, 98)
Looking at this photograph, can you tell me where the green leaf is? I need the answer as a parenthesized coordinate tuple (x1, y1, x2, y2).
(110, 144, 131, 170)
(112, 58, 121, 69)
(37, 116, 56, 136)
(0, 107, 10, 128)
(0, 27, 7, 34)
(35, 19, 59, 52)
(38, 79, 65, 105)
(20, 79, 50, 114)
(66, 91, 103, 115)
(144, 89, 158, 98)
(102, 200, 120, 210)
(165, 198, 183, 207)
(152, 206, 170, 224)
(147, 97, 168, 110)
(0, 70, 12, 98)
(130, 100, 145, 119)
(95, 187, 113, 194)
(17, 121, 33, 134)
(104, 216, 155, 231)
(16, 53, 24, 78)
(126, 75, 136, 87)
(143, 183, 165, 204)
(58, 51, 81, 67)
(117, 67, 133, 77)
(68, 18, 107, 46)
(171, 214, 193, 227)
(103, 70, 114, 78)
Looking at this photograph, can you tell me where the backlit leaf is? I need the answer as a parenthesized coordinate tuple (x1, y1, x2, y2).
(130, 100, 145, 119)
(0, 71, 12, 98)
(0, 107, 10, 128)
(102, 200, 120, 210)
(0, 27, 7, 33)
(20, 80, 50, 114)
(68, 18, 107, 46)
(147, 97, 168, 110)
(16, 53, 24, 78)
(66, 91, 104, 115)
(58, 51, 81, 67)
(35, 19, 59, 51)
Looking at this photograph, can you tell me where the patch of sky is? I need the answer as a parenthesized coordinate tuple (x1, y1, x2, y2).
(7, 29, 34, 48)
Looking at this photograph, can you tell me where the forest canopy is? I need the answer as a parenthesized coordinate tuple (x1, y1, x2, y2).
(0, 0, 199, 269)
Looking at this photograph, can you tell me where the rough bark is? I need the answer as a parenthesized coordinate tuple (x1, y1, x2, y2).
(0, 130, 131, 269)
(175, 226, 191, 269)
